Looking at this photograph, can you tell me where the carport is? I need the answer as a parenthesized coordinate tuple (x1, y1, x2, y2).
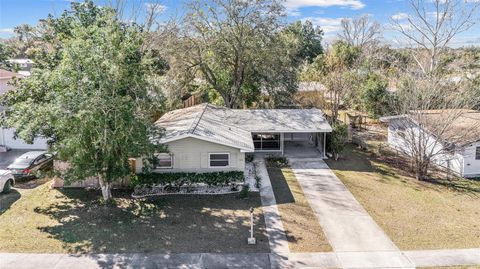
(223, 108, 332, 158)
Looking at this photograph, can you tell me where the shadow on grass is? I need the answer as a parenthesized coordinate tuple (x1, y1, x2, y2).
(327, 143, 480, 195)
(33, 188, 270, 259)
(0, 189, 21, 215)
(266, 167, 295, 204)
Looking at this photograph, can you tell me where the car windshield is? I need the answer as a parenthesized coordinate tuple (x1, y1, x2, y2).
(13, 158, 33, 165)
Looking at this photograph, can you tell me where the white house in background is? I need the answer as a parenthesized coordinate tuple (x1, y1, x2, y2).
(381, 110, 480, 178)
(144, 103, 332, 173)
(0, 69, 48, 151)
(7, 59, 34, 77)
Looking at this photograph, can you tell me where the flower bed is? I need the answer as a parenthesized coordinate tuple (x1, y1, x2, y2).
(131, 171, 245, 197)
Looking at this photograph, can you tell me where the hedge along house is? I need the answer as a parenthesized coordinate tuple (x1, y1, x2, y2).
(146, 103, 332, 173)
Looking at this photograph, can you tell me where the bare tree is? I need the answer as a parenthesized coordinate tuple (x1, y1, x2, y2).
(384, 77, 480, 180)
(391, 0, 480, 75)
(338, 14, 382, 50)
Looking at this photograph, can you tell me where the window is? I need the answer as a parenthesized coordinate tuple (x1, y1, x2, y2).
(476, 147, 480, 160)
(155, 153, 173, 169)
(252, 133, 281, 151)
(209, 153, 230, 167)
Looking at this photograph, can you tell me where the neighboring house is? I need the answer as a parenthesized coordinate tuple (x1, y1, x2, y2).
(381, 110, 480, 178)
(146, 103, 332, 173)
(7, 59, 34, 77)
(0, 69, 48, 151)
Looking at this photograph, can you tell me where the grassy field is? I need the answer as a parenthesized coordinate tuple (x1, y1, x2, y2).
(0, 182, 269, 254)
(267, 166, 332, 252)
(326, 143, 480, 250)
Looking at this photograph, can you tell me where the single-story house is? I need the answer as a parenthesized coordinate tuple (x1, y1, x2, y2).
(144, 103, 332, 173)
(0, 69, 48, 151)
(381, 110, 480, 178)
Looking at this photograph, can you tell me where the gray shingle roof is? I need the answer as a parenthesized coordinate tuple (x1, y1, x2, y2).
(155, 103, 332, 151)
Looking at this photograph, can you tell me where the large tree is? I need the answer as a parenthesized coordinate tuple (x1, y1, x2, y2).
(282, 20, 324, 64)
(1, 1, 163, 201)
(303, 41, 360, 123)
(163, 0, 297, 108)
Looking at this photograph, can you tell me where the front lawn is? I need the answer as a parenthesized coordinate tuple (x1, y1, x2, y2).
(267, 166, 332, 252)
(326, 144, 480, 250)
(0, 182, 269, 253)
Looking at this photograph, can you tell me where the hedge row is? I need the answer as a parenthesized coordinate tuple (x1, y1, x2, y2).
(131, 171, 245, 187)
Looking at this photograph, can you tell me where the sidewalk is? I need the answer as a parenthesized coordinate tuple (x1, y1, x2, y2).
(2, 249, 480, 269)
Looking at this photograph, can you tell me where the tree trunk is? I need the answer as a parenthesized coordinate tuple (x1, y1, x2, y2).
(99, 177, 112, 202)
(415, 160, 429, 181)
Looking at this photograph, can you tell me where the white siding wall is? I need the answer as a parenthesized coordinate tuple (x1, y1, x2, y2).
(151, 137, 245, 173)
(0, 128, 48, 150)
(462, 142, 480, 177)
(387, 126, 464, 176)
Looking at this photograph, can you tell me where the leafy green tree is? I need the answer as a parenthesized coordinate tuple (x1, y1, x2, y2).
(1, 1, 164, 201)
(0, 42, 14, 70)
(327, 123, 348, 161)
(302, 41, 360, 123)
(360, 73, 391, 118)
(282, 20, 323, 64)
(165, 0, 297, 108)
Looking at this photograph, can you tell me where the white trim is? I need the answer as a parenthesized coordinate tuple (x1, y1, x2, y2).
(208, 152, 230, 168)
(247, 129, 333, 133)
(159, 134, 255, 152)
(154, 153, 173, 169)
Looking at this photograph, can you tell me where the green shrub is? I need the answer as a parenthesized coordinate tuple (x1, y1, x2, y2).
(131, 171, 244, 187)
(245, 154, 254, 163)
(239, 184, 250, 198)
(265, 156, 289, 168)
(255, 175, 262, 188)
(327, 123, 348, 160)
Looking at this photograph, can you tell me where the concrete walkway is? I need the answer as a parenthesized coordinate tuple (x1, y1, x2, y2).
(255, 158, 290, 254)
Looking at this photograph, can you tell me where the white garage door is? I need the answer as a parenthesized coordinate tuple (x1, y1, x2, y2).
(1, 128, 48, 150)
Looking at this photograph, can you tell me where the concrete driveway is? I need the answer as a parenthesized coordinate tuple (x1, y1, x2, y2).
(0, 149, 30, 169)
(287, 157, 414, 268)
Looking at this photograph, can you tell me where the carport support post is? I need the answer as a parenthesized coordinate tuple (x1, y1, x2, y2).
(323, 132, 326, 158)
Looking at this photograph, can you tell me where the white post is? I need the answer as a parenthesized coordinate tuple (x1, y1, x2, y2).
(323, 132, 327, 159)
(248, 207, 256, 244)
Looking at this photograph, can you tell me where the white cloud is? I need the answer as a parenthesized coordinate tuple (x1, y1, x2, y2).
(302, 17, 344, 33)
(285, 0, 365, 9)
(0, 28, 14, 34)
(145, 3, 167, 14)
(391, 12, 409, 20)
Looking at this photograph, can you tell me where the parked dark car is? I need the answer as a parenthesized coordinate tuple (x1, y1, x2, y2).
(7, 151, 54, 179)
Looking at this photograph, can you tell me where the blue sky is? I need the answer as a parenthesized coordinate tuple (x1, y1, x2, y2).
(1, 0, 479, 46)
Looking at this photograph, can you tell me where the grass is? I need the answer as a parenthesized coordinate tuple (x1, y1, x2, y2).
(0, 181, 269, 254)
(267, 166, 332, 252)
(326, 143, 480, 250)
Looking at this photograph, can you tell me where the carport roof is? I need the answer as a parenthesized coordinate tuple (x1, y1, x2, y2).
(154, 103, 332, 151)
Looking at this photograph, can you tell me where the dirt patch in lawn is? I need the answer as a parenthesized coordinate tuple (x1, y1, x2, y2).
(0, 182, 269, 254)
(267, 167, 332, 252)
(326, 143, 480, 250)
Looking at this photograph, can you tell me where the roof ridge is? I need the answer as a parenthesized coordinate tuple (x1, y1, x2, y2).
(188, 103, 209, 134)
